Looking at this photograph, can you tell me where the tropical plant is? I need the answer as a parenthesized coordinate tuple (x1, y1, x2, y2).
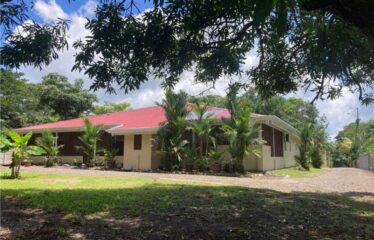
(156, 89, 189, 170)
(310, 125, 327, 168)
(36, 129, 63, 167)
(222, 85, 262, 173)
(188, 101, 216, 158)
(103, 148, 118, 169)
(78, 119, 103, 167)
(0, 130, 45, 178)
(295, 123, 313, 170)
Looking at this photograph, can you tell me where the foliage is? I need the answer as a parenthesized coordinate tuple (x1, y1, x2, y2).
(92, 101, 131, 114)
(102, 148, 118, 168)
(39, 73, 98, 120)
(155, 89, 189, 170)
(188, 101, 216, 160)
(1, 16, 68, 68)
(222, 85, 262, 172)
(310, 148, 323, 169)
(337, 119, 374, 154)
(1, 130, 45, 178)
(0, 70, 98, 129)
(36, 130, 63, 167)
(337, 137, 353, 154)
(295, 123, 313, 170)
(78, 119, 103, 167)
(2, 1, 374, 103)
(0, 70, 57, 129)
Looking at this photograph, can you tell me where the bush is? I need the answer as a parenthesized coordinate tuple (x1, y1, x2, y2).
(311, 148, 324, 168)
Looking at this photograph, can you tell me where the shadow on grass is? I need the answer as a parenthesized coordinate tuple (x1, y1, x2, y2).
(2, 184, 373, 240)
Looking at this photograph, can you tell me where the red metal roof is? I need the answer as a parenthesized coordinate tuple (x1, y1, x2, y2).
(15, 105, 242, 133)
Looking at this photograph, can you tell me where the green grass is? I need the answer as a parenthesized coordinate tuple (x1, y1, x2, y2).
(1, 169, 373, 239)
(267, 167, 324, 178)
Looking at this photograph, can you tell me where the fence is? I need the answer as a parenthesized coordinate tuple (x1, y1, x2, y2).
(357, 153, 374, 171)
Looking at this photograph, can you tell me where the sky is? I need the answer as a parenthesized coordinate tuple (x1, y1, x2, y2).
(7, 0, 374, 138)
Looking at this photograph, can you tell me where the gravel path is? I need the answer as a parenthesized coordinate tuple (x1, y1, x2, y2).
(3, 166, 373, 195)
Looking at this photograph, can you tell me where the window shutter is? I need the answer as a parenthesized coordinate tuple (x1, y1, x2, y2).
(134, 135, 142, 150)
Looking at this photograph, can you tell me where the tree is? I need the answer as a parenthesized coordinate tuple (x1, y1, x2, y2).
(0, 130, 45, 178)
(78, 119, 103, 167)
(310, 125, 328, 168)
(155, 89, 189, 170)
(222, 85, 262, 172)
(296, 123, 313, 170)
(36, 130, 63, 167)
(188, 101, 215, 158)
(2, 1, 374, 104)
(0, 70, 57, 129)
(337, 119, 374, 154)
(91, 101, 131, 115)
(39, 73, 98, 120)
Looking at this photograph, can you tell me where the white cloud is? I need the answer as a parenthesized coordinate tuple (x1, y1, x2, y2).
(34, 0, 68, 22)
(18, 0, 374, 139)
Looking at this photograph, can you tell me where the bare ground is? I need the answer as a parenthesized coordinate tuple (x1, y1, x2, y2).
(1, 167, 373, 239)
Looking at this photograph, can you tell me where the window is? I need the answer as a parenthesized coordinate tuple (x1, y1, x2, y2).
(134, 135, 142, 150)
(285, 134, 289, 142)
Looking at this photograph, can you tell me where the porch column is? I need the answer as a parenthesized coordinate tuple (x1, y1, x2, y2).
(54, 132, 58, 146)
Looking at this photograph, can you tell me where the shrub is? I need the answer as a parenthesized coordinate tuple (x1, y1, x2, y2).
(311, 148, 324, 168)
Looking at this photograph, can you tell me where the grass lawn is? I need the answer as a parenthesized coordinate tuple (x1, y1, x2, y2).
(1, 170, 373, 239)
(267, 167, 324, 178)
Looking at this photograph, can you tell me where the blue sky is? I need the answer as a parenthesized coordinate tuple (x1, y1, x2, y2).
(7, 0, 374, 138)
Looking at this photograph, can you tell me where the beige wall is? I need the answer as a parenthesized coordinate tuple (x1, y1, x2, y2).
(217, 136, 299, 172)
(123, 134, 153, 170)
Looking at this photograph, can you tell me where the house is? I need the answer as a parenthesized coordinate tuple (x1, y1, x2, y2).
(16, 105, 300, 171)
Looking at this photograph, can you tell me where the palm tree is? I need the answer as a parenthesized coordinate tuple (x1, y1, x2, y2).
(222, 108, 262, 172)
(189, 101, 215, 157)
(78, 119, 103, 167)
(36, 129, 63, 167)
(296, 123, 313, 170)
(155, 89, 189, 169)
(0, 130, 45, 178)
(222, 85, 262, 172)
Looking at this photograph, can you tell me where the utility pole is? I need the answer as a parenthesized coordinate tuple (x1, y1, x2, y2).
(352, 108, 361, 167)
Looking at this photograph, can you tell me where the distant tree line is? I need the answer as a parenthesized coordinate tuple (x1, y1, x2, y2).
(0, 70, 131, 129)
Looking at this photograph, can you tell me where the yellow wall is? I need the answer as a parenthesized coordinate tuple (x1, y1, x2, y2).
(218, 131, 299, 172)
(123, 134, 153, 170)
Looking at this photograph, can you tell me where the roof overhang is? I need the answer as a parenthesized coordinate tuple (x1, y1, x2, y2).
(256, 115, 300, 139)
(15, 124, 121, 134)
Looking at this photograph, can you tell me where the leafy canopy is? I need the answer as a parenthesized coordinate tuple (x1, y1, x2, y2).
(1, 1, 374, 103)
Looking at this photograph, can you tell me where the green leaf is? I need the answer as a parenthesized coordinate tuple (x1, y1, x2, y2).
(254, 0, 274, 27)
(22, 131, 33, 145)
(7, 130, 22, 144)
(275, 0, 287, 35)
(27, 146, 46, 155)
(0, 134, 14, 152)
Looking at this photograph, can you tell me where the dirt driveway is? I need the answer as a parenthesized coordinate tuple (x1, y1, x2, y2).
(6, 166, 374, 195)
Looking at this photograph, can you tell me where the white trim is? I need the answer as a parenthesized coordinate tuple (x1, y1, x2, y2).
(108, 126, 160, 135)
